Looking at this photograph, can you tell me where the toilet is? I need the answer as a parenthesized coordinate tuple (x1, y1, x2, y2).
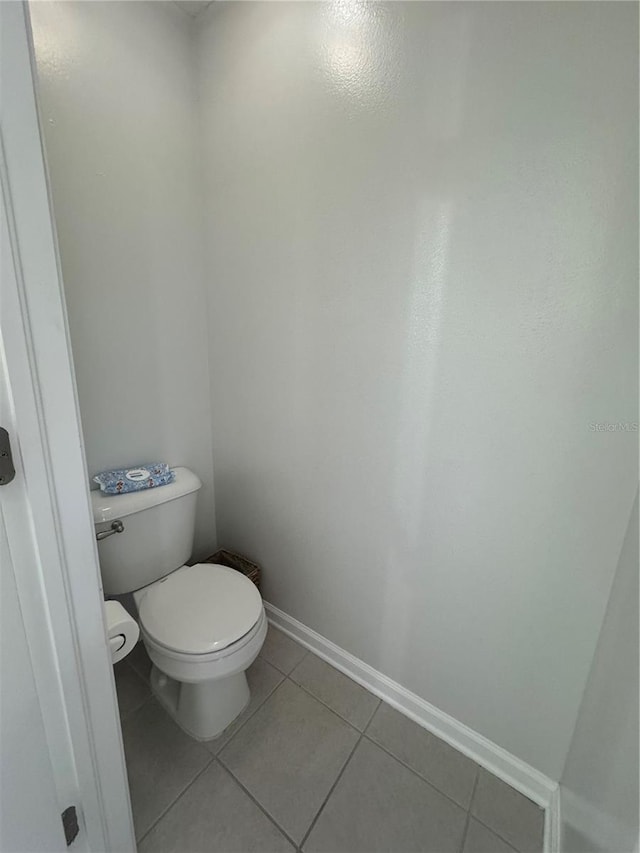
(92, 467, 267, 740)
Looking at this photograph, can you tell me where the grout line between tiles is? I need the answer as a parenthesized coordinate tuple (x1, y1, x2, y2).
(280, 663, 476, 818)
(258, 646, 309, 677)
(118, 692, 152, 723)
(208, 669, 286, 757)
(128, 667, 151, 686)
(264, 635, 543, 849)
(116, 665, 153, 721)
(466, 814, 523, 853)
(215, 756, 300, 850)
(281, 657, 539, 853)
(362, 696, 382, 733)
(467, 769, 537, 853)
(125, 651, 152, 685)
(457, 767, 480, 853)
(125, 668, 287, 846)
(119, 692, 155, 727)
(297, 730, 366, 851)
(285, 673, 378, 735)
(135, 753, 216, 846)
(361, 729, 477, 814)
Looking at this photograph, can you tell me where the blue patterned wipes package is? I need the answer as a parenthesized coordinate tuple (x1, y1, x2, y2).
(93, 463, 175, 495)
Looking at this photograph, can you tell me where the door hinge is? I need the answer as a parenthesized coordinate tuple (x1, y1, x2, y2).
(61, 805, 79, 847)
(0, 427, 16, 485)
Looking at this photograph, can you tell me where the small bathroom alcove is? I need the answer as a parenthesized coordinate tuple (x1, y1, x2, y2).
(14, 1, 639, 852)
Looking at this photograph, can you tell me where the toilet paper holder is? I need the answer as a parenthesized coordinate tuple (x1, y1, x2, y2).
(104, 600, 139, 664)
(96, 519, 124, 540)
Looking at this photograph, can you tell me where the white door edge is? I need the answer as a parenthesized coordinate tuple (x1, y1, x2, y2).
(0, 3, 136, 851)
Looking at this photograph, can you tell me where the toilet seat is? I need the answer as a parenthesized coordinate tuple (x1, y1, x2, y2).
(142, 609, 267, 666)
(138, 563, 263, 656)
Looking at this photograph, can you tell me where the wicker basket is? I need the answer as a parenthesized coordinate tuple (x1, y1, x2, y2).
(203, 548, 261, 593)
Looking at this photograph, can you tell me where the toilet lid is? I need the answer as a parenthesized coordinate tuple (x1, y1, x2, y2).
(138, 563, 263, 654)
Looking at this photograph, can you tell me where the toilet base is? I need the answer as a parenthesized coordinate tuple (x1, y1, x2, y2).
(150, 665, 250, 741)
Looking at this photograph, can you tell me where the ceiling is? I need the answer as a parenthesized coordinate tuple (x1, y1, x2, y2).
(173, 1, 214, 18)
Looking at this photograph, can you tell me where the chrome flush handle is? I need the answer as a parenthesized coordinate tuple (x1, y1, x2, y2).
(96, 519, 125, 540)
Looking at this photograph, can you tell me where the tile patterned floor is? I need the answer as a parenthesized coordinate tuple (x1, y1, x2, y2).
(115, 627, 545, 853)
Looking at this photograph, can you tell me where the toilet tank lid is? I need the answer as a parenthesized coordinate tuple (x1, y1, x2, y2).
(91, 466, 202, 523)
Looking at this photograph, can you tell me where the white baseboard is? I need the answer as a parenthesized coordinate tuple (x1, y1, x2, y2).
(546, 785, 562, 853)
(265, 601, 558, 845)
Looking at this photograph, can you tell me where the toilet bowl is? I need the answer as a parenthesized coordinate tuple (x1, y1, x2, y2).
(92, 466, 267, 741)
(134, 563, 267, 739)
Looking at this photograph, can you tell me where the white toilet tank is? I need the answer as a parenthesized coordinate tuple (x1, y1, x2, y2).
(91, 466, 202, 596)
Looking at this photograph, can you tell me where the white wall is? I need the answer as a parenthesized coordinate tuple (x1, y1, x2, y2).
(30, 1, 216, 556)
(197, 1, 638, 780)
(560, 494, 639, 853)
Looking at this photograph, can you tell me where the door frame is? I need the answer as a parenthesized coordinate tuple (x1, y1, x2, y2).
(1, 3, 135, 850)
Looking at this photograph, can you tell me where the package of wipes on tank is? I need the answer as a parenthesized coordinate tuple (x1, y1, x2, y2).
(93, 462, 175, 495)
